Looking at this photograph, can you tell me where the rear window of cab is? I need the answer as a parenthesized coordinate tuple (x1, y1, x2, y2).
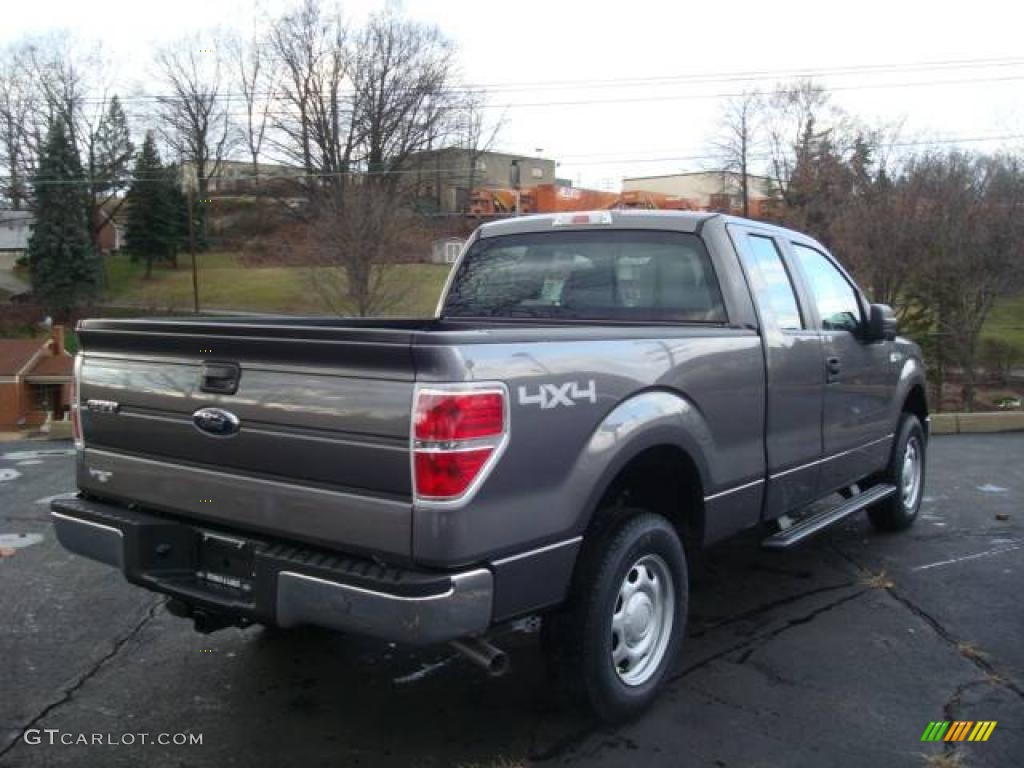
(443, 230, 727, 323)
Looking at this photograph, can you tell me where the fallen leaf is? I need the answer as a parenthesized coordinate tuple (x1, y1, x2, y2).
(0, 547, 16, 558)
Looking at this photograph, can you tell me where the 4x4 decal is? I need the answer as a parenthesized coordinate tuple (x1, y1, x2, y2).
(517, 380, 597, 410)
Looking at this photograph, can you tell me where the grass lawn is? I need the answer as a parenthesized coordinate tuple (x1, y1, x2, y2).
(71, 252, 1024, 342)
(102, 252, 452, 316)
(982, 293, 1024, 349)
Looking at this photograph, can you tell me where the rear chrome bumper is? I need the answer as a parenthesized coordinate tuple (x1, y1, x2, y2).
(274, 569, 492, 644)
(51, 496, 493, 645)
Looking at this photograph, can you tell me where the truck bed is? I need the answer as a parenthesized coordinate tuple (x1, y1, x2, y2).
(75, 313, 753, 565)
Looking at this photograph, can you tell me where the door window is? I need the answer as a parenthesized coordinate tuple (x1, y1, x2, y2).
(743, 235, 803, 330)
(793, 244, 862, 332)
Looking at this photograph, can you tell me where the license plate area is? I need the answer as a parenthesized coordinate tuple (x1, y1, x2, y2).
(196, 532, 254, 593)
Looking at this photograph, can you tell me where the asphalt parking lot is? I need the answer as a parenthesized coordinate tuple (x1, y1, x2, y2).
(1, 434, 1021, 767)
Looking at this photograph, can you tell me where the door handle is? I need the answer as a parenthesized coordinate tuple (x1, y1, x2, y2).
(200, 362, 240, 395)
(826, 356, 841, 382)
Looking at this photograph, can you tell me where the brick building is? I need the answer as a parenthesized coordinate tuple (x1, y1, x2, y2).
(0, 327, 74, 430)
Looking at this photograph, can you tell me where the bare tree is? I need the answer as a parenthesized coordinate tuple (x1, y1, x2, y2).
(450, 91, 503, 213)
(0, 46, 35, 209)
(267, 0, 352, 199)
(306, 183, 422, 316)
(266, 6, 463, 314)
(21, 36, 90, 151)
(764, 80, 841, 206)
(711, 90, 762, 217)
(350, 13, 455, 180)
(901, 152, 1024, 410)
(155, 36, 235, 240)
(1, 35, 99, 208)
(227, 30, 277, 178)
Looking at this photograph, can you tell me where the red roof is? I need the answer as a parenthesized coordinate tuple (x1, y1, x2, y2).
(28, 353, 73, 378)
(0, 340, 45, 376)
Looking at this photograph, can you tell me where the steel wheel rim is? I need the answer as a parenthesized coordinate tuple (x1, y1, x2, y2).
(610, 553, 675, 686)
(901, 437, 922, 511)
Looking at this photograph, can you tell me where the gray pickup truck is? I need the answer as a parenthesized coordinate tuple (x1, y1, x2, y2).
(53, 210, 928, 720)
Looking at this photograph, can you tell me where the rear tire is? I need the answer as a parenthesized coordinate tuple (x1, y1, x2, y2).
(544, 511, 688, 722)
(868, 413, 926, 532)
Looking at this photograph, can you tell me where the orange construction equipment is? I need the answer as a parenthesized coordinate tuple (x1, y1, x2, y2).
(531, 184, 621, 213)
(467, 185, 702, 217)
(605, 190, 697, 211)
(469, 188, 537, 217)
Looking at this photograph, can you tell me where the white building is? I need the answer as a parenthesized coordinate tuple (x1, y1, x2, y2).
(0, 210, 33, 257)
(622, 171, 775, 214)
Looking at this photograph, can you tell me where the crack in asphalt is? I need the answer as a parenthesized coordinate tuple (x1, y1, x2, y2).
(885, 586, 1024, 700)
(0, 598, 165, 761)
(936, 678, 993, 760)
(529, 587, 869, 763)
(688, 580, 855, 638)
(829, 538, 1024, 702)
(677, 589, 869, 680)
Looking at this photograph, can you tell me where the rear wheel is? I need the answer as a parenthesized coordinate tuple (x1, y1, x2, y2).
(868, 413, 926, 532)
(544, 511, 688, 722)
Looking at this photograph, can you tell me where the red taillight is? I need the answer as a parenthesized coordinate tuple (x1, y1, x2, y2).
(412, 388, 507, 501)
(414, 449, 492, 498)
(414, 392, 504, 441)
(71, 354, 83, 449)
(71, 404, 82, 444)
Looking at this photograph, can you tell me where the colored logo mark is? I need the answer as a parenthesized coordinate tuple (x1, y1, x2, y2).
(921, 721, 997, 742)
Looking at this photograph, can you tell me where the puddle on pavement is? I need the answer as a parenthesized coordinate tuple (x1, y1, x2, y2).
(2, 449, 75, 461)
(977, 484, 1009, 493)
(35, 492, 76, 505)
(0, 532, 44, 549)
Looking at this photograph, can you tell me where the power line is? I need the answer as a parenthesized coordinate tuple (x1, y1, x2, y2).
(56, 71, 1024, 120)
(60, 55, 1024, 106)
(554, 133, 1024, 161)
(7, 133, 1024, 186)
(459, 56, 1024, 92)
(475, 74, 1024, 109)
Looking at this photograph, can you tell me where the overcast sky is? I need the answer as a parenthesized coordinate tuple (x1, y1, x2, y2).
(4, 0, 1023, 189)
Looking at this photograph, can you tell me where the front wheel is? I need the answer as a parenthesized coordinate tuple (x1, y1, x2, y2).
(545, 511, 688, 722)
(868, 413, 927, 532)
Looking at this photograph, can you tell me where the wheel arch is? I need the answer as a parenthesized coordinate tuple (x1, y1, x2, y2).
(896, 357, 930, 437)
(573, 389, 712, 551)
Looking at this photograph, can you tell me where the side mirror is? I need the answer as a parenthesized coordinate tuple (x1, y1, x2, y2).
(866, 304, 897, 342)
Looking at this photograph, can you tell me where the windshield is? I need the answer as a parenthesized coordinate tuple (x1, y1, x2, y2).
(442, 230, 727, 322)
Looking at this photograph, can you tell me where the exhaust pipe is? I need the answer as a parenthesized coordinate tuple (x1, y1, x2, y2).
(450, 637, 510, 677)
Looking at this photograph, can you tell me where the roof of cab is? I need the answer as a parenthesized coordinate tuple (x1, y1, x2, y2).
(476, 209, 719, 238)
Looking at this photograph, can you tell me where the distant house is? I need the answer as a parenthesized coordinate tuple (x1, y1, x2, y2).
(0, 210, 34, 258)
(0, 326, 74, 430)
(95, 217, 122, 252)
(431, 237, 464, 265)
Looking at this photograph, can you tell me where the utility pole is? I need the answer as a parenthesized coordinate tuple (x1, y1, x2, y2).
(187, 185, 199, 314)
(511, 159, 521, 217)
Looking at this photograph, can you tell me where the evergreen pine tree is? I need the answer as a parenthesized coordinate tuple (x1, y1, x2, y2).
(88, 95, 134, 252)
(124, 132, 173, 278)
(163, 163, 191, 269)
(27, 118, 101, 318)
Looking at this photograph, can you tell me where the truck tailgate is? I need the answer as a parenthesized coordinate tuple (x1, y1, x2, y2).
(75, 318, 418, 558)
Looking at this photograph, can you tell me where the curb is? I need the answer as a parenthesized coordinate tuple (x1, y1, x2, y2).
(930, 412, 1024, 435)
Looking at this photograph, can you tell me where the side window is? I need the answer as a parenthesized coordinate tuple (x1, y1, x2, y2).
(742, 235, 803, 330)
(792, 244, 862, 333)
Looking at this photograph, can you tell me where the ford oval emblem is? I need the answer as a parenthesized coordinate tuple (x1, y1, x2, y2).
(192, 407, 241, 437)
